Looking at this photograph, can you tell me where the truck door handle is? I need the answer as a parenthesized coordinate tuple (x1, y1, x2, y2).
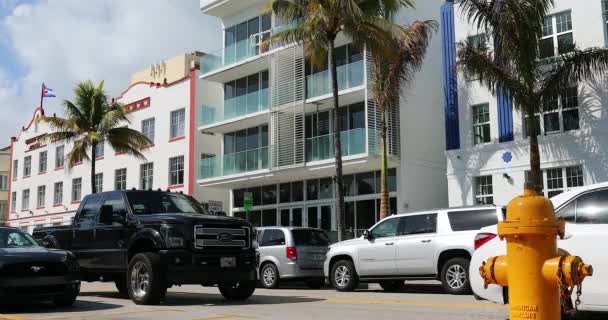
(421, 240, 432, 243)
(385, 242, 394, 246)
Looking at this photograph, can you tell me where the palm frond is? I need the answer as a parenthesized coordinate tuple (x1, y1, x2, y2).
(98, 103, 129, 133)
(540, 47, 608, 94)
(67, 139, 90, 169)
(106, 127, 151, 160)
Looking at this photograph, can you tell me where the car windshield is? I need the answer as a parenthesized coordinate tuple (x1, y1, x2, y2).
(0, 229, 38, 248)
(292, 230, 330, 246)
(126, 192, 210, 215)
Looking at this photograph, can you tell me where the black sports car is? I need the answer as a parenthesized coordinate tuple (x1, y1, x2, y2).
(0, 227, 80, 306)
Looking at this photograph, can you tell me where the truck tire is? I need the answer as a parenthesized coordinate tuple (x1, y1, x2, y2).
(330, 260, 358, 292)
(127, 253, 167, 305)
(379, 280, 405, 292)
(218, 280, 257, 301)
(53, 282, 80, 307)
(115, 277, 128, 297)
(260, 263, 280, 289)
(440, 257, 472, 295)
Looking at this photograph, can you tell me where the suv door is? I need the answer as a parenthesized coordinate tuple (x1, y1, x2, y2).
(556, 188, 608, 307)
(394, 214, 438, 276)
(94, 192, 131, 270)
(356, 217, 400, 276)
(71, 194, 103, 270)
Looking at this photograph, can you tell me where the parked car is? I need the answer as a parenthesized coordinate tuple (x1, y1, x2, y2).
(471, 182, 608, 312)
(257, 227, 329, 289)
(324, 206, 504, 294)
(33, 190, 259, 305)
(0, 227, 80, 307)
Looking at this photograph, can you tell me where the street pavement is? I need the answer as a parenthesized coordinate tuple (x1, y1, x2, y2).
(0, 282, 605, 320)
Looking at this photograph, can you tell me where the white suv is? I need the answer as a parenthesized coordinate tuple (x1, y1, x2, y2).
(324, 206, 504, 294)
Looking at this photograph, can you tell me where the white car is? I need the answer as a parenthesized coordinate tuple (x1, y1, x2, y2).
(471, 182, 608, 312)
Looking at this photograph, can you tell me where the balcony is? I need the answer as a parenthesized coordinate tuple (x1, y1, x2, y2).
(306, 60, 365, 100)
(305, 128, 367, 162)
(199, 146, 270, 180)
(199, 88, 269, 128)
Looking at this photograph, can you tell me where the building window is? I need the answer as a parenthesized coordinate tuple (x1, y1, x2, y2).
(540, 11, 573, 59)
(525, 86, 579, 136)
(224, 12, 272, 55)
(142, 118, 155, 144)
(54, 182, 63, 205)
(467, 33, 487, 51)
(474, 176, 494, 205)
(11, 192, 17, 212)
(55, 145, 65, 168)
(95, 173, 103, 193)
(527, 165, 584, 198)
(37, 186, 46, 208)
(0, 175, 7, 191)
(223, 125, 269, 174)
(115, 168, 127, 191)
(95, 142, 104, 158)
(140, 163, 154, 190)
(223, 71, 270, 114)
(72, 178, 82, 202)
(0, 201, 7, 218)
(169, 156, 184, 186)
(472, 103, 491, 145)
(23, 156, 31, 177)
(39, 151, 47, 173)
(22, 189, 30, 210)
(170, 109, 185, 139)
(12, 159, 18, 180)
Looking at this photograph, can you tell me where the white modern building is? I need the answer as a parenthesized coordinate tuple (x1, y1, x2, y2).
(6, 53, 228, 232)
(443, 0, 608, 206)
(196, 0, 448, 240)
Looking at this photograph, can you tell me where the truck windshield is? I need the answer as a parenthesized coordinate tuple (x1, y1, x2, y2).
(0, 228, 39, 248)
(126, 192, 210, 215)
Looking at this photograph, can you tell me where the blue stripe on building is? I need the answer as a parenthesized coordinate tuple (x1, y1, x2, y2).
(441, 1, 460, 150)
(497, 85, 514, 142)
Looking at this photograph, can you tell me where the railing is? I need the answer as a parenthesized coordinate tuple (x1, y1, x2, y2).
(305, 128, 366, 162)
(199, 88, 270, 126)
(306, 60, 365, 99)
(199, 146, 270, 179)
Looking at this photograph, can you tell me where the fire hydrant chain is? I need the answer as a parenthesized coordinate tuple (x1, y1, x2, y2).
(557, 256, 575, 316)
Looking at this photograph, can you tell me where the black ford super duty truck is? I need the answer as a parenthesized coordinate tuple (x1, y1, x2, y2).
(33, 190, 258, 305)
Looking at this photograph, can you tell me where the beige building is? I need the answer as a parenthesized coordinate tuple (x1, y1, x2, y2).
(0, 146, 10, 225)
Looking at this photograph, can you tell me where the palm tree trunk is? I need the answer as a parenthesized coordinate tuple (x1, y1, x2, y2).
(526, 109, 542, 193)
(91, 143, 97, 194)
(329, 41, 345, 242)
(379, 108, 390, 220)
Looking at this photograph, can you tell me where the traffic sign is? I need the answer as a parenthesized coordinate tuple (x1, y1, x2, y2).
(244, 192, 253, 212)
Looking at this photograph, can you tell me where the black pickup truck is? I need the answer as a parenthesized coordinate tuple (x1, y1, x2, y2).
(33, 190, 258, 305)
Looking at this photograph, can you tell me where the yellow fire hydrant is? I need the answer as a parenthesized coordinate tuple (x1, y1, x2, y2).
(480, 189, 593, 320)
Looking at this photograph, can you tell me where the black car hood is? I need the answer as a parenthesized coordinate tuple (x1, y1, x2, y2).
(135, 213, 251, 227)
(0, 246, 69, 263)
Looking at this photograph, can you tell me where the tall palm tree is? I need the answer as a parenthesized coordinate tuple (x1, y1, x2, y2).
(270, 0, 412, 241)
(40, 80, 151, 193)
(371, 20, 437, 220)
(457, 0, 608, 191)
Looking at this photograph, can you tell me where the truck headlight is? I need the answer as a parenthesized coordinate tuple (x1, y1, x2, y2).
(162, 225, 185, 248)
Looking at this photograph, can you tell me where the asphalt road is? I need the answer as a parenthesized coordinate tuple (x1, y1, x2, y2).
(0, 282, 605, 320)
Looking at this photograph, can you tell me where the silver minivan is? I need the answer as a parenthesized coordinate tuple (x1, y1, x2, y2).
(257, 227, 329, 289)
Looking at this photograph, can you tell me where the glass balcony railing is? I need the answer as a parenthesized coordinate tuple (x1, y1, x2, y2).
(305, 128, 367, 162)
(306, 60, 364, 99)
(199, 146, 270, 180)
(199, 88, 269, 126)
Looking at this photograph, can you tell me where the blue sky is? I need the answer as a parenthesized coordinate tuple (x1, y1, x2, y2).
(0, 0, 221, 145)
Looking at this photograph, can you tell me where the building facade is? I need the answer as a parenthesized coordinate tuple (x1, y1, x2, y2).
(6, 53, 228, 233)
(197, 0, 448, 240)
(442, 0, 608, 207)
(0, 146, 9, 225)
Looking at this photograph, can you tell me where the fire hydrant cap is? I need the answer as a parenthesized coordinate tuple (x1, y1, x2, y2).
(506, 189, 555, 222)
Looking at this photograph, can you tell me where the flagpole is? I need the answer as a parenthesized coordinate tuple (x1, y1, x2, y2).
(40, 83, 44, 110)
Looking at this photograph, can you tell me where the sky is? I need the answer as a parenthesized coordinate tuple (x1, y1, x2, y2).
(0, 0, 221, 146)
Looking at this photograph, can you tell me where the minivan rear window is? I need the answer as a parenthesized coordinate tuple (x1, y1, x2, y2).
(448, 209, 498, 231)
(292, 230, 329, 246)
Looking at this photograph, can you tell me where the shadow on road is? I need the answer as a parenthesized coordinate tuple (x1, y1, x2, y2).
(0, 300, 122, 315)
(362, 283, 446, 295)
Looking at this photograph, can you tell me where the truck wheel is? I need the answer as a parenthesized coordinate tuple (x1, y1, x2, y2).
(330, 260, 358, 292)
(53, 282, 80, 307)
(127, 253, 167, 305)
(115, 277, 128, 297)
(260, 263, 280, 289)
(379, 280, 405, 292)
(219, 280, 257, 301)
(440, 257, 472, 295)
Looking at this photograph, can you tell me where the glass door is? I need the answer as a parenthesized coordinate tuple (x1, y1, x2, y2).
(280, 207, 303, 227)
(305, 205, 333, 232)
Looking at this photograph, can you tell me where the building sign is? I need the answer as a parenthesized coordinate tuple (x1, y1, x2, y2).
(207, 200, 223, 215)
(25, 134, 47, 152)
(244, 192, 253, 212)
(124, 97, 151, 114)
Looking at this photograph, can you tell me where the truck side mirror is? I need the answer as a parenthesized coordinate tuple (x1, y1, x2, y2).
(99, 205, 114, 224)
(363, 230, 374, 241)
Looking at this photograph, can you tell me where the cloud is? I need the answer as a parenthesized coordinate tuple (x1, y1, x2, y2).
(0, 0, 221, 144)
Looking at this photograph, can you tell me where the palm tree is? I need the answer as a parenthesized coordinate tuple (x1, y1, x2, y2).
(40, 80, 151, 193)
(371, 20, 437, 220)
(457, 0, 608, 192)
(270, 0, 412, 241)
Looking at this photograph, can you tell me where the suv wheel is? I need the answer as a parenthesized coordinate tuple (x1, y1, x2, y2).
(115, 277, 128, 297)
(53, 282, 80, 307)
(127, 253, 167, 305)
(440, 257, 471, 295)
(379, 281, 405, 292)
(260, 263, 280, 289)
(219, 280, 257, 301)
(330, 260, 358, 292)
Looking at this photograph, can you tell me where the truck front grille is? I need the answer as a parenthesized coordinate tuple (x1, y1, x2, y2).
(194, 226, 250, 250)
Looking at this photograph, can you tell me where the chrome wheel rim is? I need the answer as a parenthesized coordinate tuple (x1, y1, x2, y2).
(262, 267, 276, 286)
(130, 261, 150, 298)
(446, 265, 467, 289)
(334, 266, 350, 288)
